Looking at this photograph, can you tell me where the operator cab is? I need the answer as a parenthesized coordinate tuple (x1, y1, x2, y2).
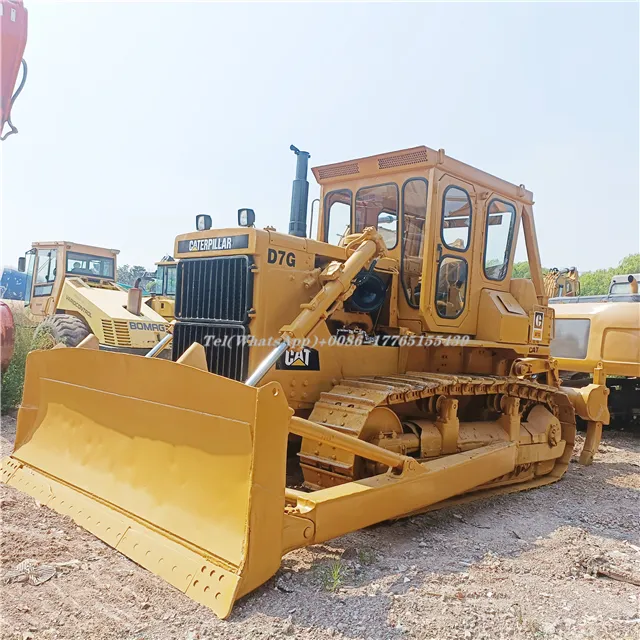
(609, 274, 639, 295)
(17, 241, 118, 315)
(313, 146, 539, 339)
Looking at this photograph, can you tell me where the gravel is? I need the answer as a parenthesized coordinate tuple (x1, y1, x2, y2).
(1, 414, 638, 640)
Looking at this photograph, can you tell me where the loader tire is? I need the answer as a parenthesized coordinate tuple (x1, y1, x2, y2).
(32, 314, 90, 349)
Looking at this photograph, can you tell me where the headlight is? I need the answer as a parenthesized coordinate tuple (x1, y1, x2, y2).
(237, 208, 255, 227)
(196, 214, 212, 231)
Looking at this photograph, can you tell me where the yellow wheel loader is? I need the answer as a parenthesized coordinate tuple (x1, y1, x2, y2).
(551, 273, 639, 434)
(14, 241, 171, 352)
(1, 146, 610, 619)
(147, 256, 176, 321)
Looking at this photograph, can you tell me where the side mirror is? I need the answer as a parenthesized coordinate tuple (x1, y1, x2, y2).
(17, 257, 26, 272)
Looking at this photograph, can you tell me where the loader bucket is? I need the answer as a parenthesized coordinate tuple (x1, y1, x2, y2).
(0, 348, 292, 618)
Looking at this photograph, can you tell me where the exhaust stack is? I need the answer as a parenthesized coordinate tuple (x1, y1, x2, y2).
(288, 145, 310, 238)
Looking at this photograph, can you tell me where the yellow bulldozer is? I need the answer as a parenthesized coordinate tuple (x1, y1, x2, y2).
(551, 273, 639, 428)
(14, 240, 171, 352)
(1, 145, 610, 619)
(543, 267, 580, 298)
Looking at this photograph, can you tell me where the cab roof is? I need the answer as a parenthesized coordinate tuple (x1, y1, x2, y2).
(31, 241, 120, 257)
(312, 145, 534, 204)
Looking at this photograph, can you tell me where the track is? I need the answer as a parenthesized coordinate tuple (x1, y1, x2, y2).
(300, 373, 576, 498)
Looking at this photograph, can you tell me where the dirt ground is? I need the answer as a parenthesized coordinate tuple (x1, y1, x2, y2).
(1, 414, 638, 640)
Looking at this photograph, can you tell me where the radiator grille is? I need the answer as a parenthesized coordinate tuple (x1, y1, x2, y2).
(102, 319, 132, 347)
(173, 256, 253, 381)
(114, 320, 132, 346)
(101, 320, 116, 346)
(172, 323, 249, 381)
(176, 256, 253, 323)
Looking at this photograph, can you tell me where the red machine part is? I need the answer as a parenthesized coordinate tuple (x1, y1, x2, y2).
(1, 0, 28, 139)
(0, 301, 16, 373)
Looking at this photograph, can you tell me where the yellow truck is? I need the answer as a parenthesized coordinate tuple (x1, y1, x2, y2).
(2, 145, 609, 619)
(16, 241, 171, 353)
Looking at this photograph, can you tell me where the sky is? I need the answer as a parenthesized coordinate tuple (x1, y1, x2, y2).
(1, 1, 638, 272)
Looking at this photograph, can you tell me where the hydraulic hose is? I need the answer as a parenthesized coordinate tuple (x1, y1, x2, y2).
(1, 59, 28, 141)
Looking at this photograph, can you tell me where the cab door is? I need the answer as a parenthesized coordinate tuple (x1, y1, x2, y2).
(28, 247, 59, 317)
(421, 174, 477, 333)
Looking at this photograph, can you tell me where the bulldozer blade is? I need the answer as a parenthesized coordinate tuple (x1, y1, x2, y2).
(0, 348, 292, 618)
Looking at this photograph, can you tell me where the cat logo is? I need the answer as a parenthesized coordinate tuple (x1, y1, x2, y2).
(276, 347, 320, 371)
(285, 349, 309, 367)
(532, 310, 545, 342)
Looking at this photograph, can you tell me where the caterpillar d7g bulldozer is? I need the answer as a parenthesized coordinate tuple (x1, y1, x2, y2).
(1, 145, 610, 619)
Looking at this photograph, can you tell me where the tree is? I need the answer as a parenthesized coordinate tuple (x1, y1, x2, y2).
(617, 253, 640, 275)
(579, 254, 640, 295)
(580, 269, 611, 296)
(512, 254, 639, 295)
(117, 264, 149, 286)
(512, 261, 531, 279)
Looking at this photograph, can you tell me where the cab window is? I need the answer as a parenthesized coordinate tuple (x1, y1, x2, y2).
(401, 178, 428, 307)
(152, 266, 165, 295)
(163, 265, 177, 296)
(441, 186, 472, 251)
(610, 279, 638, 294)
(483, 199, 516, 281)
(436, 256, 468, 319)
(551, 319, 590, 360)
(610, 283, 625, 294)
(66, 252, 115, 279)
(35, 249, 57, 284)
(324, 190, 352, 246)
(34, 248, 57, 297)
(23, 250, 36, 303)
(355, 183, 398, 248)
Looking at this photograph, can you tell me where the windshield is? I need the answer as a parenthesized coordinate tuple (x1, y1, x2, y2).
(355, 184, 399, 248)
(165, 265, 177, 296)
(155, 264, 177, 297)
(324, 190, 352, 245)
(66, 251, 115, 279)
(610, 277, 638, 294)
(23, 250, 36, 303)
(611, 283, 631, 294)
